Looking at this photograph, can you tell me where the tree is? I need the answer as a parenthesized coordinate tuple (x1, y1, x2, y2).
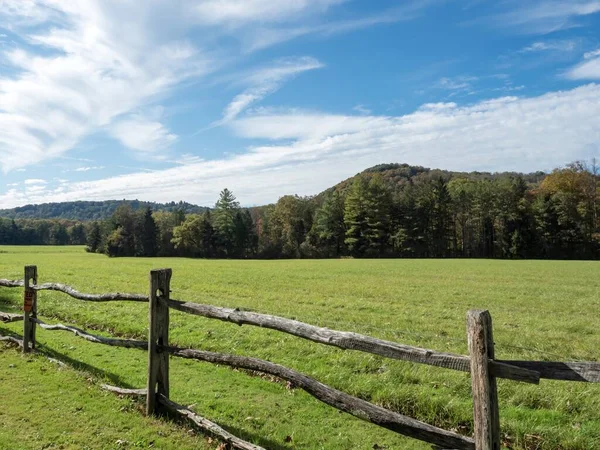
(364, 175, 392, 256)
(139, 208, 158, 257)
(344, 177, 370, 257)
(49, 222, 69, 245)
(86, 222, 102, 253)
(233, 210, 257, 258)
(311, 190, 346, 257)
(172, 212, 215, 257)
(69, 223, 87, 245)
(106, 204, 136, 256)
(213, 188, 240, 256)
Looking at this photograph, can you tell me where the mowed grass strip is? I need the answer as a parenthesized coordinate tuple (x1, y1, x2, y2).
(1, 245, 599, 449)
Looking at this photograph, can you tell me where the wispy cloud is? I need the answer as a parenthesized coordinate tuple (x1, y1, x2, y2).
(476, 1, 600, 34)
(584, 48, 600, 59)
(244, 2, 430, 51)
(520, 40, 579, 53)
(210, 57, 324, 128)
(353, 105, 372, 115)
(3, 85, 600, 208)
(74, 166, 105, 172)
(0, 1, 403, 174)
(0, 2, 211, 173)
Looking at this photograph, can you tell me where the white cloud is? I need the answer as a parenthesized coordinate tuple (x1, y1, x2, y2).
(520, 40, 578, 53)
(584, 49, 600, 59)
(565, 52, 600, 80)
(480, 1, 600, 34)
(2, 84, 600, 208)
(353, 105, 372, 115)
(192, 0, 345, 26)
(244, 2, 429, 51)
(436, 76, 478, 92)
(0, 1, 402, 174)
(110, 117, 177, 155)
(0, 1, 211, 173)
(211, 57, 323, 127)
(74, 166, 105, 172)
(23, 179, 46, 185)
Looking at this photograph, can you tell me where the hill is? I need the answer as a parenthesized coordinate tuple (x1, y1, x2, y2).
(0, 200, 206, 221)
(323, 163, 548, 197)
(0, 164, 551, 220)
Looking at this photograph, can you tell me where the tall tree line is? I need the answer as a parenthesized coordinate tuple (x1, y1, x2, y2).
(0, 218, 87, 245)
(3, 161, 600, 260)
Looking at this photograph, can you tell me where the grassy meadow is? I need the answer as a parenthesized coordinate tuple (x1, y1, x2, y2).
(0, 246, 599, 449)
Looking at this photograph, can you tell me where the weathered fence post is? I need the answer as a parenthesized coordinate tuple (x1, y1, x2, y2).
(146, 268, 171, 416)
(467, 309, 500, 450)
(23, 265, 37, 353)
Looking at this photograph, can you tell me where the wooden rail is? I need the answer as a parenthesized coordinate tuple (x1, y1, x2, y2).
(1, 267, 599, 450)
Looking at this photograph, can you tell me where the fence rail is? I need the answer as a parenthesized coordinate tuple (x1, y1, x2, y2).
(0, 267, 598, 450)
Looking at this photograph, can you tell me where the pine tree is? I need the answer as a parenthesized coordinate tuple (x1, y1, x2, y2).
(213, 188, 240, 256)
(344, 177, 369, 257)
(312, 190, 346, 256)
(364, 175, 391, 257)
(140, 208, 158, 257)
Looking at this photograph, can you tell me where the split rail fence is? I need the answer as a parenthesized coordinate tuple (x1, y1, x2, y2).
(1, 266, 599, 450)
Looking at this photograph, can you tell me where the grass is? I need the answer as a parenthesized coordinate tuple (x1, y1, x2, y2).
(0, 245, 599, 449)
(0, 345, 212, 450)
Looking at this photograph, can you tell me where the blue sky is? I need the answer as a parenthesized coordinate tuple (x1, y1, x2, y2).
(1, 0, 600, 208)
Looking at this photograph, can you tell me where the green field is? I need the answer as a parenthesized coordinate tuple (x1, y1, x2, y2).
(1, 246, 599, 449)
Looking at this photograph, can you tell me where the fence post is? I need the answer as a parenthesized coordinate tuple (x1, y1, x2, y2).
(146, 268, 171, 416)
(23, 265, 37, 353)
(467, 309, 500, 450)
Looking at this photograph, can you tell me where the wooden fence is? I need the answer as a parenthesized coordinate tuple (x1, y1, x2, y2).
(1, 266, 599, 450)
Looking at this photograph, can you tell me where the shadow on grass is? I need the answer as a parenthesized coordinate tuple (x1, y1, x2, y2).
(0, 324, 136, 389)
(162, 407, 291, 450)
(0, 323, 290, 449)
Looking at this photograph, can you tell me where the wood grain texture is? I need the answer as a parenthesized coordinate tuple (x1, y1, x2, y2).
(101, 384, 148, 396)
(32, 282, 148, 302)
(0, 279, 24, 288)
(498, 360, 600, 383)
(158, 395, 266, 450)
(30, 317, 147, 349)
(0, 334, 23, 346)
(164, 345, 475, 450)
(467, 310, 500, 450)
(0, 312, 23, 323)
(146, 269, 171, 416)
(167, 299, 539, 384)
(100, 385, 266, 450)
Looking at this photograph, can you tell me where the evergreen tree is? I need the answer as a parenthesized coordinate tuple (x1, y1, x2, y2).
(312, 190, 346, 256)
(364, 175, 392, 256)
(86, 221, 102, 253)
(213, 188, 240, 256)
(140, 208, 158, 257)
(344, 177, 370, 257)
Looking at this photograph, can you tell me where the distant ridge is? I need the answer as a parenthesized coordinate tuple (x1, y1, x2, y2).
(0, 200, 206, 221)
(0, 163, 550, 220)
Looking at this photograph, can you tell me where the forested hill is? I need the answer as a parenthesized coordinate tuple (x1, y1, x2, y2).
(1, 164, 548, 220)
(325, 163, 548, 196)
(0, 200, 206, 220)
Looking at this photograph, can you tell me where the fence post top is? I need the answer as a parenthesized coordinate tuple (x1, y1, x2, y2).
(150, 268, 172, 275)
(467, 309, 490, 318)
